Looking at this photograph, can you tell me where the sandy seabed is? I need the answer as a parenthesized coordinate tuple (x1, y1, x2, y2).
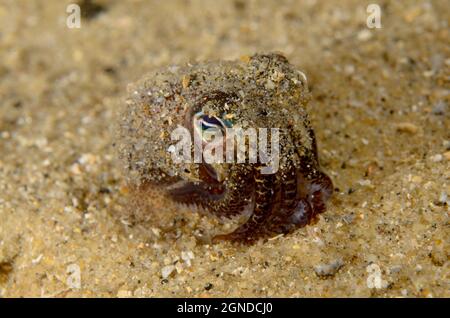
(0, 0, 448, 297)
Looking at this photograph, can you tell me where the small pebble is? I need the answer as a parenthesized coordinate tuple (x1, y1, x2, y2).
(395, 122, 419, 134)
(181, 251, 195, 267)
(358, 179, 372, 186)
(366, 263, 388, 289)
(411, 175, 422, 183)
(161, 265, 176, 279)
(432, 101, 447, 115)
(70, 163, 82, 175)
(438, 192, 448, 205)
(182, 75, 190, 89)
(443, 151, 450, 161)
(444, 140, 450, 149)
(117, 290, 132, 298)
(429, 154, 442, 162)
(344, 64, 355, 75)
(79, 153, 97, 166)
(357, 29, 372, 41)
(342, 214, 355, 224)
(31, 254, 43, 265)
(314, 258, 344, 277)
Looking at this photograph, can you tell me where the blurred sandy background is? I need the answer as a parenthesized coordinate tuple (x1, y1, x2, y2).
(0, 0, 448, 297)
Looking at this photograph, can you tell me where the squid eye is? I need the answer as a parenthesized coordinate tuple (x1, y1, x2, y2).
(193, 111, 232, 143)
(200, 115, 224, 131)
(194, 111, 230, 132)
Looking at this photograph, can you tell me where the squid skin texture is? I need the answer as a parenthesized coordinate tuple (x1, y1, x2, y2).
(118, 53, 333, 244)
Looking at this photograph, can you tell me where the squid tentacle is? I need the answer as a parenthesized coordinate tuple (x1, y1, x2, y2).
(263, 166, 302, 235)
(167, 164, 254, 218)
(213, 165, 280, 243)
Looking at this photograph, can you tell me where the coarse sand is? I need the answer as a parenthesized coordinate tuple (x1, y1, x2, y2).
(0, 0, 448, 297)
